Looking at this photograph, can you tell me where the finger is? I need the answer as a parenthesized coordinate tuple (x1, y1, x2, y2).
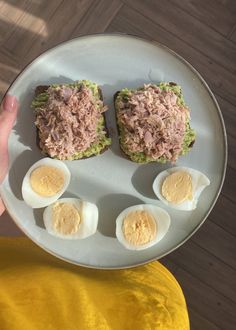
(0, 95, 18, 146)
(0, 198, 5, 216)
(0, 95, 19, 183)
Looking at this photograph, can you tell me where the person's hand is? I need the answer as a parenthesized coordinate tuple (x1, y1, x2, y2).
(0, 95, 19, 215)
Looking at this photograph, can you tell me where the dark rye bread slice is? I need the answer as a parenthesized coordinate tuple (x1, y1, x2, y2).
(113, 91, 131, 161)
(114, 83, 195, 163)
(34, 84, 110, 160)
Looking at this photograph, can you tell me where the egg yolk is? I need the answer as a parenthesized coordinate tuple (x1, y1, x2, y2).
(122, 210, 157, 246)
(30, 166, 64, 197)
(161, 171, 193, 204)
(52, 202, 81, 235)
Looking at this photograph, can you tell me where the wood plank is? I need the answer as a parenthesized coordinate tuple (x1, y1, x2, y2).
(188, 307, 220, 330)
(0, 48, 19, 69)
(215, 95, 236, 170)
(21, 0, 94, 66)
(0, 50, 19, 98)
(0, 81, 11, 100)
(169, 0, 236, 36)
(122, 0, 236, 73)
(191, 218, 236, 269)
(106, 5, 236, 105)
(3, 0, 63, 59)
(175, 268, 236, 330)
(216, 94, 236, 139)
(0, 65, 19, 99)
(0, 46, 19, 63)
(0, 1, 30, 44)
(160, 258, 179, 275)
(71, 0, 123, 38)
(0, 0, 40, 22)
(227, 135, 236, 170)
(0, 0, 20, 24)
(229, 25, 236, 43)
(0, 17, 14, 44)
(210, 194, 236, 236)
(221, 166, 236, 203)
(167, 239, 236, 302)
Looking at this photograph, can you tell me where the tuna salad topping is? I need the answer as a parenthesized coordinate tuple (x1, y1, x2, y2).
(34, 84, 108, 160)
(116, 84, 190, 162)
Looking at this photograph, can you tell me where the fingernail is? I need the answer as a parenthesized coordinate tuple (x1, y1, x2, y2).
(2, 95, 17, 112)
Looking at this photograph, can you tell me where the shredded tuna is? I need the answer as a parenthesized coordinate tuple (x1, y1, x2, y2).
(117, 84, 189, 162)
(35, 84, 107, 160)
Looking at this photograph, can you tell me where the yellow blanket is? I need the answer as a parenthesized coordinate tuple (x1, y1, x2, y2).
(0, 238, 189, 330)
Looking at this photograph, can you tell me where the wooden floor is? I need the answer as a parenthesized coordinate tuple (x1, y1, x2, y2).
(0, 1, 236, 329)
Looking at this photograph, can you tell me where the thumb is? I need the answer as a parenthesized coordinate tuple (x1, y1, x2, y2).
(0, 95, 18, 183)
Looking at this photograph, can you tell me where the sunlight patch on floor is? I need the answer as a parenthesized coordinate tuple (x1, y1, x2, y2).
(0, 1, 48, 37)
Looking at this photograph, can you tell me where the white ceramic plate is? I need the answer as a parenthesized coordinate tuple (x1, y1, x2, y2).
(0, 34, 227, 269)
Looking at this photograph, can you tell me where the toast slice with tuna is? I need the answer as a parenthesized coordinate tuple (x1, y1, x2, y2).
(32, 80, 111, 160)
(114, 82, 195, 163)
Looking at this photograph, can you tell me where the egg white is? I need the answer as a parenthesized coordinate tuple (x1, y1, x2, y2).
(116, 204, 171, 251)
(22, 158, 71, 208)
(43, 198, 99, 239)
(153, 167, 210, 211)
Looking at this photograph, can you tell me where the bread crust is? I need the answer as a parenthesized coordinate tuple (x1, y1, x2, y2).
(114, 91, 135, 161)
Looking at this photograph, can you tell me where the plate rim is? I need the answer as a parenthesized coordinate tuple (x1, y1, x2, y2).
(0, 33, 228, 269)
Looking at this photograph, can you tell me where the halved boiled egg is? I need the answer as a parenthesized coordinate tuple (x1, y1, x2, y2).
(153, 167, 210, 211)
(116, 204, 170, 250)
(22, 158, 71, 208)
(43, 198, 98, 239)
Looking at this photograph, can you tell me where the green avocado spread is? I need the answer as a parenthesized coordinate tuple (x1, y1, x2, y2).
(32, 80, 111, 160)
(115, 82, 196, 163)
